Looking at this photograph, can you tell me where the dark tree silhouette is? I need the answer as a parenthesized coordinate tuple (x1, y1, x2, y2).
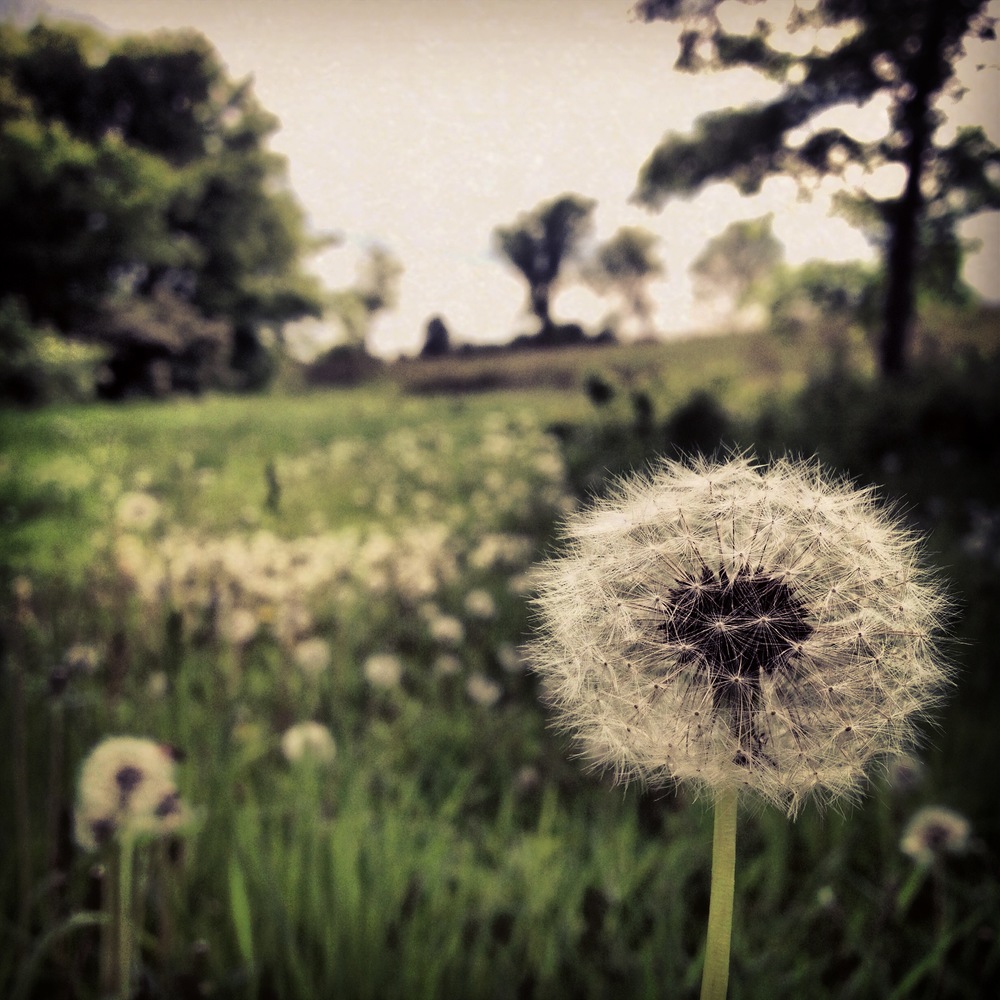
(493, 193, 596, 336)
(631, 0, 1000, 376)
(420, 316, 451, 358)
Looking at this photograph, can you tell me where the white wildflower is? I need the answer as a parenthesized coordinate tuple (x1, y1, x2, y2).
(466, 673, 502, 708)
(428, 614, 465, 647)
(464, 589, 497, 621)
(293, 637, 332, 678)
(281, 721, 337, 764)
(497, 643, 525, 675)
(900, 805, 971, 864)
(74, 737, 188, 850)
(527, 455, 951, 816)
(434, 653, 463, 677)
(364, 652, 404, 690)
(115, 491, 162, 531)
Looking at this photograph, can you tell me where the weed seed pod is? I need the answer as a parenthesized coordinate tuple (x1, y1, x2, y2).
(527, 455, 951, 816)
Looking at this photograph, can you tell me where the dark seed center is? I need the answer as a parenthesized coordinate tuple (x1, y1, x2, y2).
(115, 765, 144, 804)
(657, 565, 813, 764)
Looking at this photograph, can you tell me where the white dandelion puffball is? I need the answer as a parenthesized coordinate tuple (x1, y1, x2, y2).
(900, 805, 971, 864)
(74, 736, 188, 850)
(363, 652, 404, 690)
(527, 455, 951, 816)
(281, 721, 337, 764)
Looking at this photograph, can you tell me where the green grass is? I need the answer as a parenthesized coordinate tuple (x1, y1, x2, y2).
(2, 316, 999, 999)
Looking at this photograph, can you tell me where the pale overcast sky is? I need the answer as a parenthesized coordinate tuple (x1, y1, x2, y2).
(7, 0, 1000, 356)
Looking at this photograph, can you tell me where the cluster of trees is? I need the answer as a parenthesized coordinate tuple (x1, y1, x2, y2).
(4, 1, 997, 402)
(0, 20, 326, 402)
(491, 194, 665, 347)
(630, 0, 1000, 376)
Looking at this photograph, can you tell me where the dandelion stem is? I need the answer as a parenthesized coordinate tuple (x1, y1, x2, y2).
(117, 836, 135, 1000)
(700, 788, 737, 1000)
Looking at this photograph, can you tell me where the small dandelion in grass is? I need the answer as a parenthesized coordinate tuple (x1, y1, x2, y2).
(428, 613, 465, 647)
(364, 652, 404, 690)
(63, 642, 101, 677)
(293, 636, 332, 679)
(527, 454, 951, 816)
(434, 653, 463, 678)
(464, 588, 497, 620)
(900, 805, 971, 865)
(466, 673, 503, 708)
(281, 722, 337, 764)
(74, 737, 189, 850)
(222, 607, 259, 646)
(497, 642, 525, 675)
(115, 491, 162, 532)
(886, 753, 926, 794)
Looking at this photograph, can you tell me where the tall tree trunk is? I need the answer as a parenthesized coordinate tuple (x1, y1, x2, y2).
(879, 0, 949, 377)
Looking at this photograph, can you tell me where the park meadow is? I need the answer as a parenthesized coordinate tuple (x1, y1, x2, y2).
(3, 314, 1000, 1000)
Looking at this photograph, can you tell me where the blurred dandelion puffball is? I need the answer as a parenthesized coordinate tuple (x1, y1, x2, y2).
(900, 805, 971, 864)
(75, 737, 187, 850)
(527, 455, 950, 816)
(281, 721, 337, 764)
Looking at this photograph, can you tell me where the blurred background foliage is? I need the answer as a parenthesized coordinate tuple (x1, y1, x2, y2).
(0, 20, 327, 403)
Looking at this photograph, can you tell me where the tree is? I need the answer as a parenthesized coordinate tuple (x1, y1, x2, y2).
(585, 226, 665, 338)
(630, 0, 1000, 376)
(689, 214, 784, 326)
(493, 193, 596, 336)
(420, 315, 451, 357)
(326, 244, 403, 351)
(0, 21, 326, 395)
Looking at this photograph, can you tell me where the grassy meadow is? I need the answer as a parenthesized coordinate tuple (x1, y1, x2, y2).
(2, 318, 1000, 999)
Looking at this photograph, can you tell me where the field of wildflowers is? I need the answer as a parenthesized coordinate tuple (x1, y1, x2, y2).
(2, 334, 999, 999)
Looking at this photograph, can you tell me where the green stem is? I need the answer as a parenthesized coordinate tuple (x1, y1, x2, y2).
(117, 837, 135, 1000)
(700, 789, 738, 1000)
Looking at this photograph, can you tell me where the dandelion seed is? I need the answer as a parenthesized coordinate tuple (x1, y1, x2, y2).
(900, 805, 971, 865)
(281, 721, 337, 764)
(527, 454, 951, 815)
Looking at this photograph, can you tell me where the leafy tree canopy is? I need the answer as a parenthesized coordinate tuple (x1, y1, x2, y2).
(690, 213, 783, 306)
(585, 225, 665, 337)
(0, 20, 326, 395)
(630, 0, 1000, 374)
(493, 193, 597, 334)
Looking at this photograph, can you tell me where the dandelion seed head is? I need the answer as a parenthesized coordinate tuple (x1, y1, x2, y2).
(900, 805, 971, 864)
(526, 455, 952, 817)
(363, 652, 404, 690)
(293, 637, 332, 678)
(74, 736, 189, 850)
(115, 491, 162, 532)
(466, 672, 503, 708)
(464, 588, 498, 620)
(281, 721, 337, 764)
